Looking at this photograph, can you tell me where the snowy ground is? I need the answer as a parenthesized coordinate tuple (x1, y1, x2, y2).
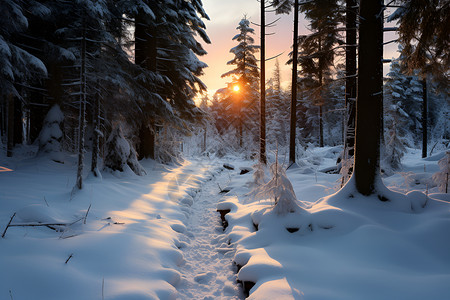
(218, 147, 450, 300)
(1, 145, 449, 299)
(0, 147, 241, 299)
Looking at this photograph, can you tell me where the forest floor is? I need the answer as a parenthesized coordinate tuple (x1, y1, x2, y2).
(0, 145, 449, 299)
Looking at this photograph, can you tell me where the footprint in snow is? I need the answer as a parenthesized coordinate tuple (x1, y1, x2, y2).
(194, 272, 216, 284)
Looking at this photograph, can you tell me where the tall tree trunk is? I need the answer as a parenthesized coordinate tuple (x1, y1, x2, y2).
(345, 0, 357, 158)
(0, 96, 5, 142)
(7, 94, 14, 157)
(13, 97, 23, 145)
(91, 89, 100, 175)
(289, 0, 299, 164)
(76, 16, 87, 190)
(260, 0, 267, 164)
(354, 0, 383, 196)
(318, 37, 324, 148)
(135, 11, 157, 159)
(138, 124, 155, 159)
(422, 78, 428, 158)
(319, 105, 324, 147)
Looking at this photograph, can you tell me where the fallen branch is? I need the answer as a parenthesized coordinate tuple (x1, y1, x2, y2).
(84, 204, 92, 224)
(4, 217, 84, 236)
(65, 253, 74, 264)
(2, 213, 16, 238)
(8, 222, 70, 227)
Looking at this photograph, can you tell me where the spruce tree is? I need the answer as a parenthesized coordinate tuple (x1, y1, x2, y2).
(296, 0, 344, 147)
(220, 18, 260, 149)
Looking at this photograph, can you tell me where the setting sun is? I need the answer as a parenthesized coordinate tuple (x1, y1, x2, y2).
(233, 85, 240, 92)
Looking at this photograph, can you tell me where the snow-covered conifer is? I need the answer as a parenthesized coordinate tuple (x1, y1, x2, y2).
(37, 104, 64, 163)
(104, 126, 146, 176)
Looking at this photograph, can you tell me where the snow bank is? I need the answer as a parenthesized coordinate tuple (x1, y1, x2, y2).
(218, 148, 450, 299)
(0, 151, 213, 299)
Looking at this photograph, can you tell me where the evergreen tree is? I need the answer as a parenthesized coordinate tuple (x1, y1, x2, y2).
(384, 56, 423, 146)
(0, 0, 48, 156)
(266, 60, 290, 151)
(122, 0, 210, 160)
(295, 0, 344, 147)
(219, 17, 260, 150)
(271, 0, 299, 164)
(388, 0, 449, 79)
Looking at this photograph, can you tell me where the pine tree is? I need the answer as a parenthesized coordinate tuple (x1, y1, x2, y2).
(295, 0, 344, 147)
(122, 0, 210, 160)
(271, 0, 299, 164)
(0, 0, 48, 156)
(220, 17, 260, 150)
(266, 60, 290, 151)
(388, 0, 449, 79)
(384, 55, 423, 145)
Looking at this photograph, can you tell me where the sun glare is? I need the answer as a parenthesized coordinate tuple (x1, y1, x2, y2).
(233, 85, 240, 92)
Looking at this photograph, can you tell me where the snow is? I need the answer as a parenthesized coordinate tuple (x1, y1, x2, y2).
(1, 146, 449, 299)
(217, 147, 450, 299)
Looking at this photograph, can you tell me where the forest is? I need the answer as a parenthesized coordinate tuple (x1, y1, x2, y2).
(1, 0, 449, 299)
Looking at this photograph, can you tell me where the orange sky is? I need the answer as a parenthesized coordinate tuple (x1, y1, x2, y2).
(199, 1, 399, 99)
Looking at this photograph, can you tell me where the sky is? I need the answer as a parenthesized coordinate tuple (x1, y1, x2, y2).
(199, 0, 400, 98)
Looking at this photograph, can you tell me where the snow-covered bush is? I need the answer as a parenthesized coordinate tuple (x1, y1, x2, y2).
(432, 151, 450, 193)
(38, 104, 64, 162)
(104, 125, 146, 176)
(251, 160, 302, 215)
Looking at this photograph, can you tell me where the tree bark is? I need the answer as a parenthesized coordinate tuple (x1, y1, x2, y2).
(260, 0, 267, 164)
(135, 11, 157, 159)
(319, 105, 324, 147)
(345, 0, 357, 158)
(91, 89, 100, 175)
(354, 0, 383, 196)
(289, 0, 299, 164)
(76, 16, 87, 190)
(318, 38, 324, 148)
(422, 78, 428, 158)
(13, 97, 23, 146)
(138, 123, 155, 159)
(7, 94, 14, 157)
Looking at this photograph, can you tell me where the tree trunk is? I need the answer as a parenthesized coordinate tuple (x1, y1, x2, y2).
(13, 97, 23, 146)
(319, 105, 324, 147)
(260, 0, 267, 164)
(0, 96, 5, 143)
(135, 11, 157, 159)
(422, 78, 428, 158)
(354, 0, 383, 196)
(138, 124, 155, 159)
(7, 94, 14, 157)
(91, 90, 100, 175)
(135, 12, 157, 71)
(345, 0, 357, 158)
(289, 0, 299, 164)
(76, 16, 87, 190)
(318, 39, 324, 148)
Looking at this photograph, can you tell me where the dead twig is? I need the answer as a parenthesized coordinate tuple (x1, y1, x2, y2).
(84, 204, 92, 224)
(2, 213, 16, 238)
(65, 253, 74, 264)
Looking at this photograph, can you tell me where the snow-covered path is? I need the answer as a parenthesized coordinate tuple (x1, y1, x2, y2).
(175, 161, 242, 299)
